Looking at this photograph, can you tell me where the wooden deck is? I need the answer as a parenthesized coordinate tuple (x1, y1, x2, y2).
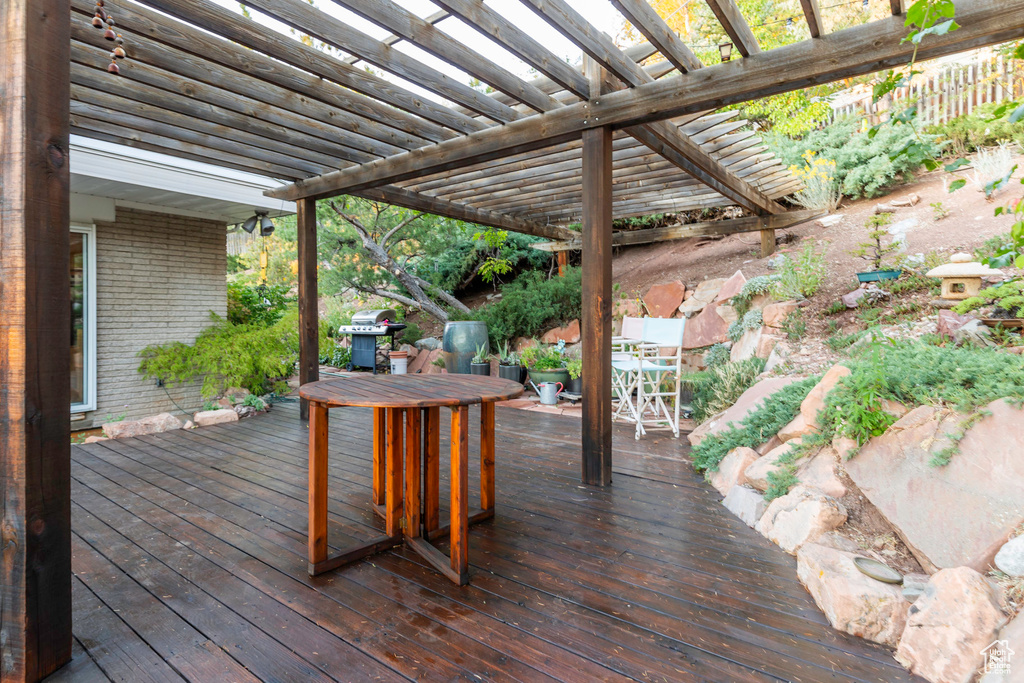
(55, 400, 920, 683)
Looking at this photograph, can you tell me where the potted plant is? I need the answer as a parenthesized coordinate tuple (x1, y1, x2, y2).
(953, 279, 1024, 328)
(565, 357, 582, 394)
(853, 213, 902, 282)
(470, 343, 491, 376)
(521, 341, 569, 387)
(496, 341, 526, 383)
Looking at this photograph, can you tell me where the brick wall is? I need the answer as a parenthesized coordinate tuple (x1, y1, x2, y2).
(84, 207, 226, 426)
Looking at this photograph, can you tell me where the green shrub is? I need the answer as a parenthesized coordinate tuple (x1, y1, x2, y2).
(703, 343, 731, 369)
(467, 268, 582, 345)
(926, 103, 1024, 156)
(773, 242, 827, 300)
(728, 309, 763, 342)
(691, 375, 821, 473)
(226, 282, 293, 327)
(954, 280, 1024, 318)
(139, 310, 310, 398)
(766, 117, 941, 199)
(687, 358, 767, 425)
(779, 310, 806, 341)
(820, 341, 1024, 454)
(397, 321, 424, 345)
(242, 394, 267, 410)
(732, 274, 781, 316)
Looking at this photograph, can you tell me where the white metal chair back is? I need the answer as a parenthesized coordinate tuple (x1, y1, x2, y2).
(611, 316, 687, 440)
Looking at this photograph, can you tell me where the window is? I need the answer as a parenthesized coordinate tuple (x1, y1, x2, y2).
(71, 225, 96, 413)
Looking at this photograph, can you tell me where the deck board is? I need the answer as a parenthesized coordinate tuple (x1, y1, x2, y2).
(56, 401, 921, 682)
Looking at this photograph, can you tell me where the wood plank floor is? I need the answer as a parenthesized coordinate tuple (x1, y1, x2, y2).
(56, 399, 922, 682)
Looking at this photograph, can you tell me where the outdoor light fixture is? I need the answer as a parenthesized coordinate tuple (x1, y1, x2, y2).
(259, 213, 275, 237)
(241, 210, 274, 236)
(719, 42, 733, 62)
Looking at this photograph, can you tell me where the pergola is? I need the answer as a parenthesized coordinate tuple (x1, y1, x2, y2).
(3, 0, 1023, 679)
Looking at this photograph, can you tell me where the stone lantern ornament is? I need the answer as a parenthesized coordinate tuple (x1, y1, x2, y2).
(926, 253, 1003, 301)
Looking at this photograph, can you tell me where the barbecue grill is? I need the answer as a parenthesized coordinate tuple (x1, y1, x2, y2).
(337, 309, 406, 373)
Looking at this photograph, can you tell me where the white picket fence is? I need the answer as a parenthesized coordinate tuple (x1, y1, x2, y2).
(831, 54, 1024, 126)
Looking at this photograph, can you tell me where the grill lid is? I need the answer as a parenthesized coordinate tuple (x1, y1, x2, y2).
(351, 309, 396, 326)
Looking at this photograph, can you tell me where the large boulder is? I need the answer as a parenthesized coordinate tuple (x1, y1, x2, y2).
(715, 270, 747, 302)
(729, 327, 762, 362)
(994, 534, 1024, 577)
(800, 364, 851, 429)
(193, 409, 239, 427)
(796, 543, 910, 647)
(680, 301, 730, 349)
(722, 485, 767, 527)
(688, 377, 798, 447)
(755, 333, 780, 359)
(846, 400, 1024, 573)
(708, 447, 759, 496)
(755, 485, 847, 554)
(103, 412, 183, 439)
(797, 447, 847, 499)
(762, 301, 800, 328)
(643, 281, 686, 318)
(678, 278, 726, 317)
(896, 567, 1007, 683)
(778, 413, 815, 442)
(980, 611, 1024, 683)
(744, 438, 803, 492)
(541, 319, 581, 344)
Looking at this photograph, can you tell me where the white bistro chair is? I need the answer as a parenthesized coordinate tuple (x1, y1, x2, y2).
(611, 317, 686, 440)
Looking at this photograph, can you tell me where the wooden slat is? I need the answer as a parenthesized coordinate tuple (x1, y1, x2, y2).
(353, 185, 577, 241)
(532, 210, 824, 251)
(124, 0, 475, 139)
(434, 0, 591, 98)
(225, 0, 519, 123)
(373, 408, 387, 507)
(343, 10, 449, 64)
(705, 0, 761, 56)
(581, 126, 614, 487)
(800, 0, 826, 39)
(404, 409, 421, 539)
(386, 409, 404, 537)
(0, 1, 73, 679)
(297, 198, 319, 421)
(332, 0, 559, 113)
(423, 407, 441, 535)
(609, 0, 703, 73)
(70, 1, 447, 149)
(266, 0, 1024, 201)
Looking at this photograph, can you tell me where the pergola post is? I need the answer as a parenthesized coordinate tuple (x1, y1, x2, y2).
(297, 197, 319, 421)
(0, 0, 73, 680)
(580, 125, 614, 487)
(760, 217, 777, 258)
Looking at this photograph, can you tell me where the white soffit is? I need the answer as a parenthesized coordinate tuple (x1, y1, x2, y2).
(69, 135, 296, 224)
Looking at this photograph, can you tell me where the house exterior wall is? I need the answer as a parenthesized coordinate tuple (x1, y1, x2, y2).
(82, 207, 226, 427)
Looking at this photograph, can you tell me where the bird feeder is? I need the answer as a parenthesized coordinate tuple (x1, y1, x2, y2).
(926, 253, 1003, 300)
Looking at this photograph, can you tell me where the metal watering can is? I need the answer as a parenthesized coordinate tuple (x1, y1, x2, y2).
(536, 381, 563, 406)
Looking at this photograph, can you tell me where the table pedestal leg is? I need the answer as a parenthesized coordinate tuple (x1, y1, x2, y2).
(423, 407, 440, 535)
(386, 408, 405, 537)
(450, 405, 470, 585)
(308, 401, 329, 567)
(480, 401, 495, 513)
(372, 407, 386, 506)
(404, 408, 421, 538)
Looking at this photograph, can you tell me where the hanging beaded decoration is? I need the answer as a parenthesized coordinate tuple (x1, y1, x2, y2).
(92, 0, 127, 74)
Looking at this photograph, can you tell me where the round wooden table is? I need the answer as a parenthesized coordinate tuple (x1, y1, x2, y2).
(300, 375, 524, 585)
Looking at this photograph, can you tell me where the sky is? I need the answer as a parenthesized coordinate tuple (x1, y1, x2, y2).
(207, 0, 634, 108)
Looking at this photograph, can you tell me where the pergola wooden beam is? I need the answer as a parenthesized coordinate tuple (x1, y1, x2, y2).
(609, 0, 702, 73)
(268, 0, 1024, 202)
(331, 0, 559, 113)
(353, 186, 578, 241)
(531, 209, 824, 251)
(800, 0, 826, 38)
(705, 0, 761, 56)
(1, 1, 73, 680)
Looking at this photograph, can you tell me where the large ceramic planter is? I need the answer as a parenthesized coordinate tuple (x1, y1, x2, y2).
(856, 269, 901, 283)
(442, 321, 489, 374)
(528, 368, 569, 387)
(498, 364, 526, 384)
